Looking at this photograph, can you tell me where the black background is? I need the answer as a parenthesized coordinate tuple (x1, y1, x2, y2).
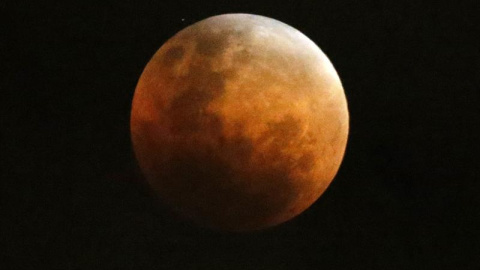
(2, 1, 479, 269)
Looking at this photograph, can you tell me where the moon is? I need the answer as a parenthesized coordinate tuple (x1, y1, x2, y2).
(130, 14, 349, 231)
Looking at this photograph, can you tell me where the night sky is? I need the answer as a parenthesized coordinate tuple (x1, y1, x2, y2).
(2, 1, 479, 269)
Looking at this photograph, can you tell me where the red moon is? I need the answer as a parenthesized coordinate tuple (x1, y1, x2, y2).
(130, 14, 349, 231)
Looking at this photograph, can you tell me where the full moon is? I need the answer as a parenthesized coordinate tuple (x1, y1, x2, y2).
(130, 14, 349, 231)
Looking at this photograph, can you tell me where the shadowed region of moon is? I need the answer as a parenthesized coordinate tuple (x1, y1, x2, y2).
(130, 14, 349, 231)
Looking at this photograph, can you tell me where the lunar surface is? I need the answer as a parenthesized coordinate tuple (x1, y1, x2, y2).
(130, 14, 349, 231)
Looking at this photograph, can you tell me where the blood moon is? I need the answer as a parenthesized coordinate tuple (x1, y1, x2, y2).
(130, 14, 349, 231)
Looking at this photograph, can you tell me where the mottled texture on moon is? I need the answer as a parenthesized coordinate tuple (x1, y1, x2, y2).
(130, 14, 349, 231)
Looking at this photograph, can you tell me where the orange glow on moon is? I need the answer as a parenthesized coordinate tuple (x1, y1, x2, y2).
(130, 14, 349, 231)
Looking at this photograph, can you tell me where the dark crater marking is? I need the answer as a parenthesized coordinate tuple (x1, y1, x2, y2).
(162, 46, 185, 65)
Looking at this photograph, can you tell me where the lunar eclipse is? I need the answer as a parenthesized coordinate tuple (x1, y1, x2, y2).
(130, 14, 349, 231)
